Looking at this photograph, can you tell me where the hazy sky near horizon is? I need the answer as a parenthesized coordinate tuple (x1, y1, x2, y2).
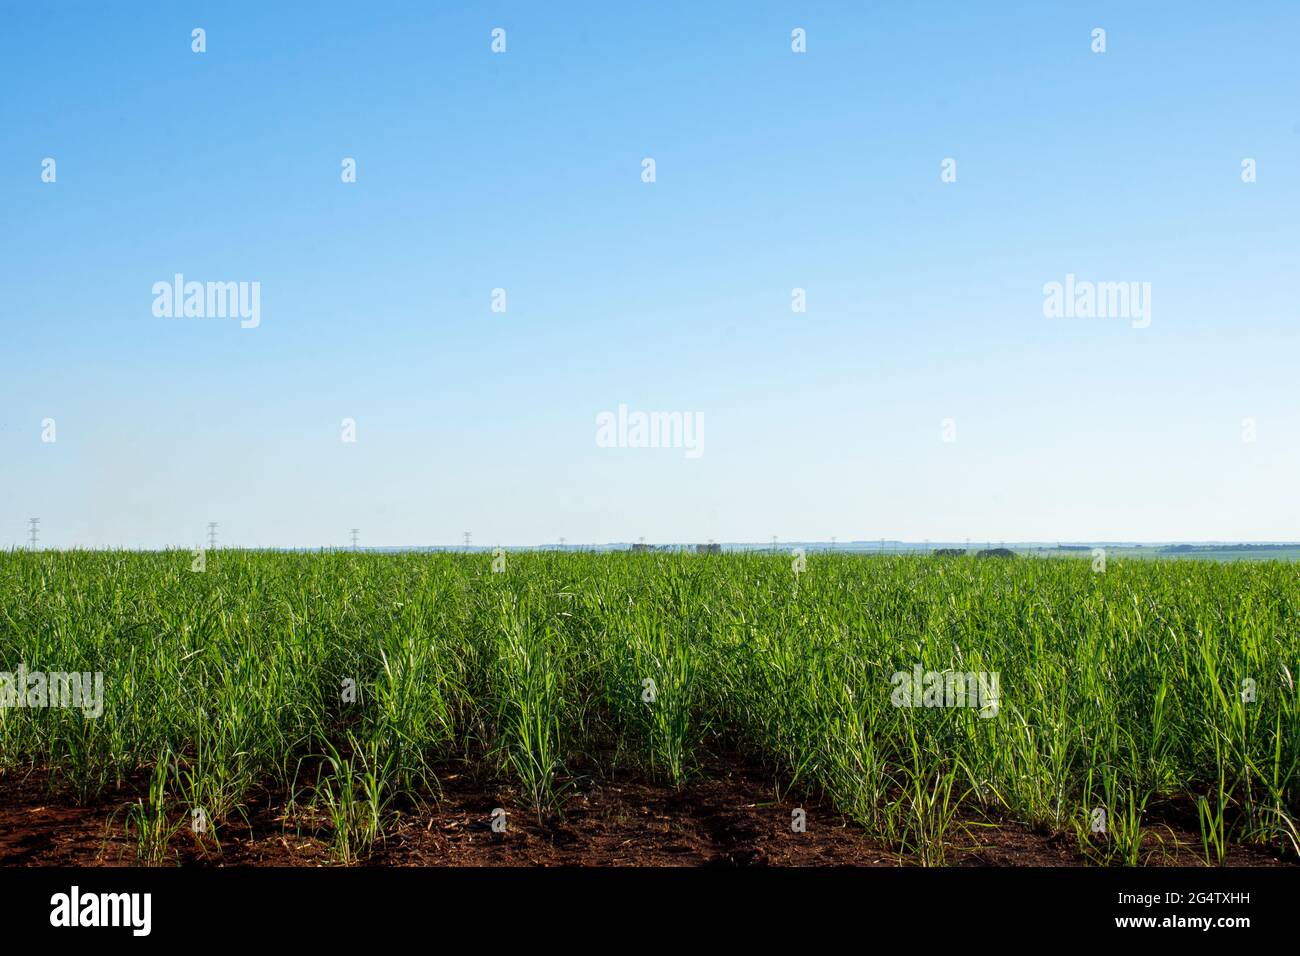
(2, 2, 1298, 548)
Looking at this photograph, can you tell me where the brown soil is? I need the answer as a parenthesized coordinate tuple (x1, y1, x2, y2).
(0, 765, 1293, 868)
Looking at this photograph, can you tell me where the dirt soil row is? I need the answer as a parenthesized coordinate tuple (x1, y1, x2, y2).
(1, 765, 1293, 867)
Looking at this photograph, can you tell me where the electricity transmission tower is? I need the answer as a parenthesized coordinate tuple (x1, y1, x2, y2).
(28, 517, 39, 550)
(349, 529, 360, 550)
(463, 531, 471, 550)
(207, 522, 218, 550)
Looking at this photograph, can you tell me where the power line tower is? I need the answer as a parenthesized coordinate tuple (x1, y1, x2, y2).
(349, 529, 360, 550)
(28, 517, 39, 550)
(207, 522, 218, 550)
(463, 531, 471, 550)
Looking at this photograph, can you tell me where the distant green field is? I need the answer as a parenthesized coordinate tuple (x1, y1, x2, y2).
(1, 550, 1296, 865)
(1021, 546, 1300, 562)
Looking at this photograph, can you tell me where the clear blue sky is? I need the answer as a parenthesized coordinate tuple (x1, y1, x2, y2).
(2, 2, 1297, 548)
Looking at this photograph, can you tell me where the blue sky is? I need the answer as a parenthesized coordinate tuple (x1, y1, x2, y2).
(2, 1, 1298, 548)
